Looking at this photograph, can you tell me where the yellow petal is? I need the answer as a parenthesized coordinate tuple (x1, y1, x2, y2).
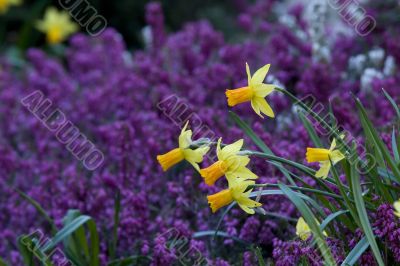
(178, 122, 192, 149)
(228, 166, 258, 180)
(183, 146, 209, 171)
(315, 161, 331, 179)
(250, 99, 262, 117)
(296, 217, 311, 241)
(330, 150, 345, 164)
(251, 64, 270, 85)
(219, 139, 244, 161)
(246, 62, 251, 86)
(252, 84, 275, 98)
(253, 97, 275, 118)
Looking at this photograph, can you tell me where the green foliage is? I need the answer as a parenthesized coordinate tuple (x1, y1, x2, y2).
(228, 89, 400, 265)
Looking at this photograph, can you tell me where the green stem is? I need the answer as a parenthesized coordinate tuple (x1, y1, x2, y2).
(274, 87, 351, 152)
(251, 183, 342, 200)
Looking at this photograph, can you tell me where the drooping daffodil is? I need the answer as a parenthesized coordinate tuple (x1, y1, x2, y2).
(207, 178, 262, 214)
(157, 121, 209, 172)
(296, 217, 327, 241)
(225, 63, 275, 118)
(200, 138, 257, 186)
(36, 7, 78, 44)
(306, 137, 345, 179)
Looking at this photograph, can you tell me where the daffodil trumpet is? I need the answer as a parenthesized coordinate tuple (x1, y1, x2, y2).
(207, 178, 262, 214)
(226, 63, 276, 118)
(200, 138, 257, 186)
(157, 122, 210, 172)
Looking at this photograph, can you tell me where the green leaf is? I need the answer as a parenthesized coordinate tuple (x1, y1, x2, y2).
(17, 236, 34, 266)
(393, 127, 399, 162)
(355, 97, 400, 183)
(193, 230, 248, 244)
(110, 189, 121, 260)
(278, 184, 336, 265)
(319, 210, 349, 232)
(15, 189, 57, 234)
(382, 88, 400, 121)
(41, 214, 99, 266)
(341, 236, 369, 266)
(298, 111, 323, 147)
(229, 111, 296, 185)
(0, 257, 8, 266)
(350, 156, 384, 266)
(252, 246, 266, 266)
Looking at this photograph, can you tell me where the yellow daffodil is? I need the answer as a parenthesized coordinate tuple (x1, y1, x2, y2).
(157, 122, 209, 172)
(306, 137, 345, 179)
(296, 217, 327, 241)
(35, 7, 78, 44)
(0, 0, 21, 14)
(394, 200, 400, 217)
(200, 138, 257, 186)
(207, 178, 262, 214)
(226, 63, 275, 118)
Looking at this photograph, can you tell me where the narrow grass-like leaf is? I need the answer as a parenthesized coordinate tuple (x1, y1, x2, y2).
(319, 210, 349, 232)
(229, 111, 296, 185)
(110, 190, 121, 260)
(17, 236, 34, 266)
(350, 157, 384, 266)
(62, 210, 89, 265)
(355, 97, 400, 183)
(15, 189, 57, 234)
(382, 88, 400, 121)
(252, 246, 266, 266)
(341, 236, 369, 266)
(299, 111, 323, 147)
(193, 231, 248, 244)
(330, 160, 359, 230)
(393, 127, 399, 162)
(249, 189, 325, 215)
(278, 184, 336, 265)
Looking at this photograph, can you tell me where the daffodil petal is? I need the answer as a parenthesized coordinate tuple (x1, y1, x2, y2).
(315, 161, 331, 179)
(246, 62, 251, 86)
(330, 150, 345, 164)
(254, 97, 275, 118)
(220, 139, 244, 161)
(228, 166, 258, 180)
(251, 64, 270, 85)
(253, 84, 275, 98)
(250, 99, 262, 118)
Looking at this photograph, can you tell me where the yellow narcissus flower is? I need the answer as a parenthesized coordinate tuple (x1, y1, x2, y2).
(394, 200, 400, 217)
(0, 0, 21, 14)
(296, 217, 327, 241)
(306, 137, 345, 179)
(200, 138, 257, 186)
(225, 63, 275, 118)
(35, 7, 78, 44)
(207, 178, 262, 214)
(157, 122, 209, 172)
